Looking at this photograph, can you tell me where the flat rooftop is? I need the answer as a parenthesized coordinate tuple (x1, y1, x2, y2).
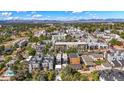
(91, 54, 104, 58)
(82, 55, 95, 66)
(112, 60, 121, 67)
(55, 42, 87, 45)
(68, 53, 79, 58)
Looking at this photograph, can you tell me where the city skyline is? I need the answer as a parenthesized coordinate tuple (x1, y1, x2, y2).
(0, 11, 124, 21)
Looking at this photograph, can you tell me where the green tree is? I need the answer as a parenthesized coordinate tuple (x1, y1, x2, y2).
(43, 44, 50, 54)
(4, 56, 12, 63)
(65, 48, 77, 54)
(47, 71, 56, 81)
(27, 47, 36, 56)
(29, 36, 39, 43)
(111, 30, 119, 35)
(120, 32, 124, 39)
(73, 72, 81, 80)
(91, 71, 99, 81)
(80, 75, 88, 81)
(109, 39, 122, 46)
(0, 45, 5, 54)
(60, 66, 86, 81)
(95, 60, 105, 65)
(0, 63, 5, 70)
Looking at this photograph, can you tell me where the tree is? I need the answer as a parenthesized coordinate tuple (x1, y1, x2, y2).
(0, 63, 5, 70)
(39, 35, 49, 41)
(11, 60, 28, 80)
(65, 35, 74, 42)
(0, 45, 5, 54)
(29, 36, 39, 43)
(91, 71, 99, 81)
(80, 75, 89, 81)
(73, 72, 81, 80)
(27, 47, 36, 56)
(120, 32, 124, 39)
(16, 53, 24, 61)
(4, 56, 12, 63)
(43, 44, 50, 54)
(65, 48, 77, 54)
(111, 30, 119, 35)
(60, 66, 74, 81)
(46, 27, 56, 32)
(60, 66, 87, 81)
(11, 62, 32, 81)
(109, 39, 122, 46)
(95, 60, 105, 65)
(99, 26, 104, 32)
(47, 70, 56, 81)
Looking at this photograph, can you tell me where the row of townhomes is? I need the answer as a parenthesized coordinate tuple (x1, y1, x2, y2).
(1, 24, 124, 81)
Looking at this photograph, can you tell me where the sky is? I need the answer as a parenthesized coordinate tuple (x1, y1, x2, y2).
(0, 11, 124, 21)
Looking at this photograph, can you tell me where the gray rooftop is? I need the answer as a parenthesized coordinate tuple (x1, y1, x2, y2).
(68, 53, 79, 58)
(112, 60, 121, 67)
(102, 62, 112, 67)
(91, 54, 104, 58)
(81, 55, 95, 66)
(100, 70, 124, 81)
(69, 64, 82, 70)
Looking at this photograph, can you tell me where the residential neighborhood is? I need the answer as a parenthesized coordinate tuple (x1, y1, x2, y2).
(1, 19, 124, 81)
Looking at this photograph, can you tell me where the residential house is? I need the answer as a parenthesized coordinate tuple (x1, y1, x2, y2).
(4, 47, 13, 54)
(100, 70, 124, 81)
(56, 54, 61, 64)
(69, 53, 80, 64)
(69, 64, 82, 70)
(34, 30, 45, 37)
(68, 53, 82, 70)
(104, 30, 111, 34)
(49, 62, 53, 70)
(42, 55, 54, 71)
(90, 54, 104, 61)
(101, 62, 112, 70)
(62, 53, 68, 67)
(55, 65, 61, 72)
(54, 42, 87, 52)
(55, 54, 62, 71)
(52, 33, 67, 42)
(16, 39, 28, 48)
(28, 54, 43, 73)
(81, 55, 95, 68)
(106, 50, 124, 69)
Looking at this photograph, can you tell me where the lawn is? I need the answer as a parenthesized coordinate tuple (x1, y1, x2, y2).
(95, 60, 105, 65)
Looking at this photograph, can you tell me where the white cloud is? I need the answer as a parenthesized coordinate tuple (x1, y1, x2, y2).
(6, 16, 20, 20)
(89, 13, 93, 16)
(6, 17, 13, 20)
(1, 12, 12, 17)
(72, 11, 83, 13)
(32, 14, 42, 18)
(16, 11, 27, 13)
(55, 16, 68, 20)
(84, 12, 90, 14)
(31, 11, 36, 14)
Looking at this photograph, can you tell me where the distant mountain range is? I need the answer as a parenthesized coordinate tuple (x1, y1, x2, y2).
(1, 19, 124, 24)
